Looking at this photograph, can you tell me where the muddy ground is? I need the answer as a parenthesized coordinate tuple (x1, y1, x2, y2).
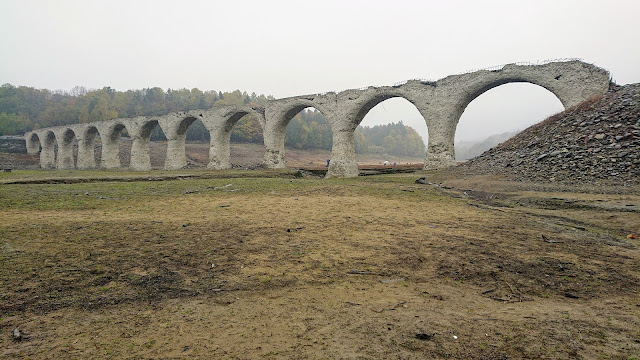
(0, 169, 639, 359)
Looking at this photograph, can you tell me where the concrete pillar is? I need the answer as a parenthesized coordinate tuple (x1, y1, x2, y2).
(76, 136, 96, 169)
(164, 131, 187, 170)
(56, 141, 75, 169)
(40, 134, 56, 169)
(130, 135, 152, 171)
(100, 128, 121, 169)
(421, 105, 459, 170)
(263, 125, 286, 169)
(208, 127, 232, 170)
(326, 125, 358, 178)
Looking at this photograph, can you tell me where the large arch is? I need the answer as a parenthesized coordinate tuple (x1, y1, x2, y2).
(354, 96, 428, 166)
(263, 98, 333, 169)
(423, 61, 610, 169)
(327, 85, 431, 177)
(208, 108, 265, 170)
(455, 83, 564, 160)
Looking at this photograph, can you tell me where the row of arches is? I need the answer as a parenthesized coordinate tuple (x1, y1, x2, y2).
(25, 60, 611, 176)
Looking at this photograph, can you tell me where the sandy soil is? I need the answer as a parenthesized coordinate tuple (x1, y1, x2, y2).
(0, 170, 638, 359)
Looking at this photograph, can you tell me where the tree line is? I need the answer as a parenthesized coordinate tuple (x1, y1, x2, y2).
(0, 83, 425, 157)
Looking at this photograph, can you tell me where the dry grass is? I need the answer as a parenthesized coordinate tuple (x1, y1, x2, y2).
(1, 170, 639, 359)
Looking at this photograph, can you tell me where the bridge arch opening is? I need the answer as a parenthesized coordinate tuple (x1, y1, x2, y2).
(354, 96, 428, 167)
(107, 123, 131, 168)
(282, 106, 332, 168)
(184, 117, 211, 167)
(83, 126, 102, 167)
(226, 111, 264, 168)
(41, 130, 57, 169)
(142, 120, 168, 169)
(58, 128, 78, 168)
(454, 82, 563, 161)
(28, 133, 41, 153)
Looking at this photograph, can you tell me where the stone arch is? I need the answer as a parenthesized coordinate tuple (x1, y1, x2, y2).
(351, 91, 424, 129)
(455, 83, 564, 160)
(162, 115, 204, 170)
(130, 119, 167, 171)
(263, 99, 333, 169)
(208, 108, 266, 170)
(77, 125, 101, 169)
(100, 121, 131, 169)
(423, 61, 610, 169)
(55, 128, 78, 169)
(26, 132, 41, 154)
(40, 130, 57, 169)
(351, 94, 429, 167)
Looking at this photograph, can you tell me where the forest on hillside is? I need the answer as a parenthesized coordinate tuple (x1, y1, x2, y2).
(0, 83, 425, 157)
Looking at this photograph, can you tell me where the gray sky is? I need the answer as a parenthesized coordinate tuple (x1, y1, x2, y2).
(1, 0, 639, 143)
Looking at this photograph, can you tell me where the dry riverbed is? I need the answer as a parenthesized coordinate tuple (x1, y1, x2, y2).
(1, 170, 639, 359)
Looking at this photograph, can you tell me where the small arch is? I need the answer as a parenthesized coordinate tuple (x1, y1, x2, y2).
(106, 122, 131, 168)
(43, 130, 57, 149)
(28, 132, 41, 153)
(58, 128, 78, 168)
(80, 125, 102, 168)
(140, 119, 168, 168)
(180, 116, 210, 167)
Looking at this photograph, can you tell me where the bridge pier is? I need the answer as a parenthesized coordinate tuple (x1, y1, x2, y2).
(40, 132, 57, 169)
(76, 137, 96, 169)
(326, 125, 359, 178)
(208, 127, 232, 170)
(100, 124, 122, 169)
(263, 125, 286, 169)
(164, 136, 187, 170)
(56, 141, 75, 169)
(130, 135, 152, 171)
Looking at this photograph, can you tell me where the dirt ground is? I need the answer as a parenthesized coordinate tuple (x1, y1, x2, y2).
(0, 169, 639, 359)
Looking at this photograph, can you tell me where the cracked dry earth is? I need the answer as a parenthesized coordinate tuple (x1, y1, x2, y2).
(0, 171, 639, 359)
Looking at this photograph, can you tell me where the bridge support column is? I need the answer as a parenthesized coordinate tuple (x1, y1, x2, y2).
(208, 127, 232, 170)
(101, 138, 120, 169)
(263, 125, 286, 169)
(326, 125, 358, 178)
(423, 108, 459, 170)
(164, 135, 187, 170)
(56, 141, 75, 170)
(77, 137, 96, 169)
(40, 142, 56, 169)
(130, 135, 152, 171)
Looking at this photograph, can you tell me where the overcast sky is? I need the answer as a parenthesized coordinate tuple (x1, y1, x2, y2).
(1, 0, 639, 143)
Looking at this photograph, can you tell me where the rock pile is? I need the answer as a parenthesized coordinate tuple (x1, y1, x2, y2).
(461, 83, 640, 185)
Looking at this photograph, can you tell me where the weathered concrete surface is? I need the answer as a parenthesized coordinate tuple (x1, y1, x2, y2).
(24, 106, 264, 171)
(24, 60, 610, 176)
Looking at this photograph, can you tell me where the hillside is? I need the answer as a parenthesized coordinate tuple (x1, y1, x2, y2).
(461, 83, 640, 185)
(455, 131, 519, 161)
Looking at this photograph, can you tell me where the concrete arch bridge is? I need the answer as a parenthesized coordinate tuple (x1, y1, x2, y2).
(25, 60, 610, 177)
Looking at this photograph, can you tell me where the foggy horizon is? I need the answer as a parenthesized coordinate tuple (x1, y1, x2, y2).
(1, 0, 639, 144)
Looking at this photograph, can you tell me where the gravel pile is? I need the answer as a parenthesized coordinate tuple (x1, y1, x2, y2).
(461, 83, 640, 185)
